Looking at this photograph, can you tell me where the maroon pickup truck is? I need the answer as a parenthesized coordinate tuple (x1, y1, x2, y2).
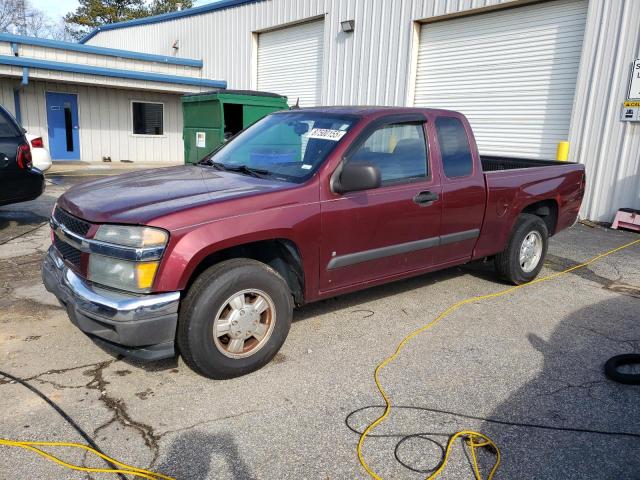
(43, 107, 585, 378)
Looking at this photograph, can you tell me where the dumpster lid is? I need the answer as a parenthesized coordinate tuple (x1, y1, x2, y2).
(183, 89, 285, 99)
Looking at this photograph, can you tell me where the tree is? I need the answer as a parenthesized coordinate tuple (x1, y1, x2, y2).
(150, 0, 193, 16)
(64, 0, 147, 39)
(0, 0, 71, 40)
(65, 0, 193, 40)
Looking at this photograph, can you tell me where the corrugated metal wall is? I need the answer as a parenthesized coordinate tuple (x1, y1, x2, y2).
(87, 0, 519, 106)
(86, 0, 640, 221)
(568, 0, 640, 221)
(0, 38, 206, 94)
(1, 79, 184, 163)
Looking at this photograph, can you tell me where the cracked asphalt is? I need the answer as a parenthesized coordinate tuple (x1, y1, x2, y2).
(1, 171, 640, 479)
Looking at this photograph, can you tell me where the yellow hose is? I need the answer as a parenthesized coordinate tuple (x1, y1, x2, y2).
(357, 237, 640, 480)
(0, 438, 175, 478)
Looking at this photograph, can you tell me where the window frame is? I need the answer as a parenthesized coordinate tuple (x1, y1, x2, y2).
(342, 114, 431, 188)
(434, 115, 474, 180)
(130, 100, 165, 137)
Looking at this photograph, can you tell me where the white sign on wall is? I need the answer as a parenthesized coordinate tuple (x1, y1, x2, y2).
(628, 59, 640, 100)
(196, 131, 206, 148)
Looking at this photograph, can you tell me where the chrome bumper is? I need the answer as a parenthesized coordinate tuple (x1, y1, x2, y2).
(42, 247, 180, 360)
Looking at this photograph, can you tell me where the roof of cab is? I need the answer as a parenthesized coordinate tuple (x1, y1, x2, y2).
(276, 105, 460, 117)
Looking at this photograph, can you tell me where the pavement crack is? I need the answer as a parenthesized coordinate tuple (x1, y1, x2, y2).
(84, 361, 161, 467)
(571, 325, 640, 351)
(536, 379, 609, 403)
(156, 409, 258, 441)
(0, 361, 118, 386)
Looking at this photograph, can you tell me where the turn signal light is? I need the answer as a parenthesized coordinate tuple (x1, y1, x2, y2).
(136, 262, 160, 290)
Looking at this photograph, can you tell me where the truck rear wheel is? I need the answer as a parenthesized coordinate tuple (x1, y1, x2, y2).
(495, 213, 549, 285)
(177, 258, 293, 379)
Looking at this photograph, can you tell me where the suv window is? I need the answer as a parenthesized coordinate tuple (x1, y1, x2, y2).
(435, 116, 473, 178)
(350, 122, 428, 185)
(0, 107, 21, 138)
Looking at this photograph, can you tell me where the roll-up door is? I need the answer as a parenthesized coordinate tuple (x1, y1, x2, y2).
(258, 19, 324, 107)
(413, 0, 588, 159)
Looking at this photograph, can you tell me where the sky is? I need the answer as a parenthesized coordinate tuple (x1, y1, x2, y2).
(31, 0, 80, 20)
(31, 0, 209, 21)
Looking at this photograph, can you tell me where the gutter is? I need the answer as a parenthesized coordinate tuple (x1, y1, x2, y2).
(0, 55, 226, 89)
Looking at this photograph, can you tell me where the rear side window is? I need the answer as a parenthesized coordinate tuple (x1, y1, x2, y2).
(350, 122, 428, 185)
(435, 117, 473, 178)
(0, 107, 20, 138)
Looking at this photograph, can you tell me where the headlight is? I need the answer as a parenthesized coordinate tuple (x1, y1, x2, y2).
(94, 225, 168, 247)
(89, 225, 168, 293)
(88, 255, 160, 293)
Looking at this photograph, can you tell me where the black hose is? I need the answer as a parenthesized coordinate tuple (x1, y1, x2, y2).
(345, 404, 640, 474)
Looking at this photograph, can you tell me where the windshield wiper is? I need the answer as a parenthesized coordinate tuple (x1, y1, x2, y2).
(228, 164, 270, 178)
(203, 160, 270, 179)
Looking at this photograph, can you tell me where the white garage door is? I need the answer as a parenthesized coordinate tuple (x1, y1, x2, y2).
(258, 20, 324, 107)
(413, 0, 588, 159)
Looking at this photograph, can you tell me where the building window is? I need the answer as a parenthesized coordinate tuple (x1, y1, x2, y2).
(132, 102, 163, 135)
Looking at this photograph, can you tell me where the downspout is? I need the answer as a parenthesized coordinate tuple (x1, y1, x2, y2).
(10, 43, 28, 124)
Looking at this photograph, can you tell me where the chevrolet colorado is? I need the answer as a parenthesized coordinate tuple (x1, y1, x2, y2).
(43, 107, 586, 378)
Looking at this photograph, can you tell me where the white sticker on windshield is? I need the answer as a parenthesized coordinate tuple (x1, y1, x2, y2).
(301, 164, 312, 170)
(307, 128, 347, 141)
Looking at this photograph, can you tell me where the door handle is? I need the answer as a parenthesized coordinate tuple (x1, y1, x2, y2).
(413, 190, 439, 205)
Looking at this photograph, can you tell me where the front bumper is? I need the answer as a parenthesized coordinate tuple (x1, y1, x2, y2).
(42, 247, 180, 361)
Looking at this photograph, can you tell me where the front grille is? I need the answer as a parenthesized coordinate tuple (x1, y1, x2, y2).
(54, 207, 92, 237)
(54, 235, 82, 270)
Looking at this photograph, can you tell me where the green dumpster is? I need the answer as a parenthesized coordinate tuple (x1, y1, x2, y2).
(182, 89, 289, 164)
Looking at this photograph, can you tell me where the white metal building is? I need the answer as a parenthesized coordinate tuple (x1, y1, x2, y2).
(64, 0, 640, 221)
(0, 33, 224, 163)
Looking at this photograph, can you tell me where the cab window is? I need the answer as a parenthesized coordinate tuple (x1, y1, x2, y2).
(349, 122, 428, 185)
(435, 116, 473, 178)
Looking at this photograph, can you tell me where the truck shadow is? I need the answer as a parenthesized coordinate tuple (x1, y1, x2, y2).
(293, 260, 500, 323)
(475, 296, 640, 478)
(155, 431, 255, 480)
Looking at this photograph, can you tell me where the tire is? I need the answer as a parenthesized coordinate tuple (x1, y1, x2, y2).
(604, 354, 640, 385)
(177, 258, 293, 379)
(494, 213, 549, 285)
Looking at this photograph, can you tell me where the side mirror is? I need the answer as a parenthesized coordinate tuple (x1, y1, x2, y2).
(334, 161, 381, 193)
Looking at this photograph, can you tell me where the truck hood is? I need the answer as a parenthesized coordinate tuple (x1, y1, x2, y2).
(57, 166, 294, 225)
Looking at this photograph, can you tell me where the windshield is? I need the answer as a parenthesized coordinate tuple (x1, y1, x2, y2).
(203, 112, 357, 183)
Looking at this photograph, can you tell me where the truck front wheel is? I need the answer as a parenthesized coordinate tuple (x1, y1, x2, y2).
(177, 258, 293, 379)
(494, 213, 549, 285)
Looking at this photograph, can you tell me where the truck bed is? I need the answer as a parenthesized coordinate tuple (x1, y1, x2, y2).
(481, 155, 570, 172)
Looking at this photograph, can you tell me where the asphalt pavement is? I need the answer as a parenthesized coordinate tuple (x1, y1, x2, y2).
(1, 166, 639, 479)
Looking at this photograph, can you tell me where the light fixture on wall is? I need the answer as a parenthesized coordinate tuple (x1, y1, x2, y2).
(172, 40, 179, 50)
(340, 20, 355, 33)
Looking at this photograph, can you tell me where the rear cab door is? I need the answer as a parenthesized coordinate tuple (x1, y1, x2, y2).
(428, 112, 486, 265)
(319, 113, 443, 293)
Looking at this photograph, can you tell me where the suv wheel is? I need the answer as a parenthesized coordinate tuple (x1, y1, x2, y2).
(178, 259, 293, 379)
(495, 213, 549, 285)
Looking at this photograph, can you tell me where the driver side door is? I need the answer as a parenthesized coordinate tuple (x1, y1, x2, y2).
(319, 115, 442, 293)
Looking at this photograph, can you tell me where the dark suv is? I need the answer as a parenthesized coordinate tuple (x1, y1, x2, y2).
(0, 105, 45, 206)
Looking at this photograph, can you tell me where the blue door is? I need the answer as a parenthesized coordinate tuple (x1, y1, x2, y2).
(45, 92, 79, 160)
